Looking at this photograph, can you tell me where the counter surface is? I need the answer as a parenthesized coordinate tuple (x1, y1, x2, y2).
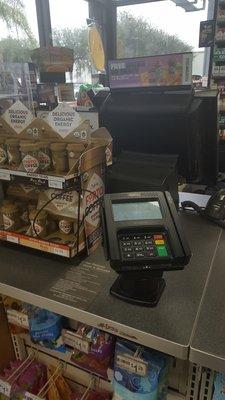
(190, 229, 225, 372)
(0, 193, 220, 360)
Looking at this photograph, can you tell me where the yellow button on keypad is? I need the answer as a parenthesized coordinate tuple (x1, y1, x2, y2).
(155, 239, 165, 245)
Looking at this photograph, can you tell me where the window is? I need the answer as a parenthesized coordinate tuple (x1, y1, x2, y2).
(0, 0, 38, 63)
(49, 0, 90, 83)
(117, 0, 210, 77)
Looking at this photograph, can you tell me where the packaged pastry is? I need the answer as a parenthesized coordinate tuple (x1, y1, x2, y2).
(29, 209, 48, 238)
(7, 183, 41, 202)
(20, 142, 40, 173)
(70, 324, 115, 377)
(50, 143, 68, 173)
(38, 141, 52, 172)
(2, 202, 21, 231)
(66, 143, 86, 170)
(5, 138, 21, 168)
(58, 216, 76, 236)
(15, 200, 29, 225)
(0, 137, 8, 165)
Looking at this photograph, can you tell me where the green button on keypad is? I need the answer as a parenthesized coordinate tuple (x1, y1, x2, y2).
(157, 245, 168, 257)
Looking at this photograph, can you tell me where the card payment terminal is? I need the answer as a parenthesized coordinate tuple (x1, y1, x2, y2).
(102, 191, 191, 306)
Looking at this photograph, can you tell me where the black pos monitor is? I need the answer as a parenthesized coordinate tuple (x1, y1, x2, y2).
(102, 191, 191, 307)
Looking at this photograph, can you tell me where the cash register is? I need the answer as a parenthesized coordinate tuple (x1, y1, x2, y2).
(102, 191, 191, 307)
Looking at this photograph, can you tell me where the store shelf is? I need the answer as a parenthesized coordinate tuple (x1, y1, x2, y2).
(217, 19, 225, 25)
(0, 229, 82, 258)
(0, 193, 221, 361)
(20, 334, 186, 400)
(0, 168, 79, 189)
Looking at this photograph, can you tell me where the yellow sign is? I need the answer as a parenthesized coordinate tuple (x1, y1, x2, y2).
(88, 25, 105, 72)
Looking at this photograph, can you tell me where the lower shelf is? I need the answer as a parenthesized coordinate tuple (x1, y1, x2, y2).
(0, 229, 85, 258)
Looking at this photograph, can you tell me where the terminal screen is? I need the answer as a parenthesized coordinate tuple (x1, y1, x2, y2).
(112, 200, 162, 221)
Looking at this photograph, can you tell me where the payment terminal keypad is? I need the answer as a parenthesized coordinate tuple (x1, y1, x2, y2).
(118, 233, 169, 261)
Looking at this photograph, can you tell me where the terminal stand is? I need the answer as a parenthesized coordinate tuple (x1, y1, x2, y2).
(110, 271, 166, 307)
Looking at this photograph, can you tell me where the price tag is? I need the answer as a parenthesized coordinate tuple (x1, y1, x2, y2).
(7, 309, 29, 328)
(23, 391, 43, 400)
(53, 247, 68, 257)
(0, 379, 11, 397)
(63, 330, 90, 354)
(48, 179, 63, 189)
(7, 235, 19, 244)
(116, 354, 148, 377)
(0, 170, 10, 181)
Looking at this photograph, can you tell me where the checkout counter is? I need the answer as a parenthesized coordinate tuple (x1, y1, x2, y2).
(0, 192, 224, 372)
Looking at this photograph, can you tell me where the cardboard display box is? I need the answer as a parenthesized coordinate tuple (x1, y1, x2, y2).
(0, 101, 112, 258)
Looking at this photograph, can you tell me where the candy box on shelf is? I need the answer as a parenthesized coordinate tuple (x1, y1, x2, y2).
(63, 324, 115, 378)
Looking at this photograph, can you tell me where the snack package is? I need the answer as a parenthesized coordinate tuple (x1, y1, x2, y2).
(47, 367, 61, 400)
(113, 339, 170, 400)
(2, 296, 29, 334)
(213, 372, 225, 400)
(0, 359, 47, 399)
(24, 305, 66, 353)
(7, 183, 42, 202)
(69, 324, 115, 377)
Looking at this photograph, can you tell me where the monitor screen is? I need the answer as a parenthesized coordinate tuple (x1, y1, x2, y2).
(112, 201, 162, 221)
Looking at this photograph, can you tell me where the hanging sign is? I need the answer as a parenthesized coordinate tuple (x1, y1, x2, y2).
(2, 100, 34, 134)
(47, 102, 82, 138)
(108, 53, 193, 89)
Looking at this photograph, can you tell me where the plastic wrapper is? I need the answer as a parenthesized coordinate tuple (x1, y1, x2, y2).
(113, 338, 170, 400)
(70, 324, 115, 377)
(24, 305, 66, 353)
(213, 372, 225, 400)
(0, 360, 47, 399)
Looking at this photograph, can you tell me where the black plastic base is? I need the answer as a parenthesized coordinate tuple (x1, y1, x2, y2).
(110, 272, 166, 307)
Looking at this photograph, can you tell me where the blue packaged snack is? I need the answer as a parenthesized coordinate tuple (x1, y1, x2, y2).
(25, 305, 66, 353)
(113, 338, 170, 400)
(213, 372, 225, 399)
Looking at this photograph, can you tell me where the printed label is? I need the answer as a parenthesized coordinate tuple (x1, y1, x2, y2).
(0, 379, 11, 397)
(0, 170, 10, 181)
(31, 222, 43, 236)
(47, 103, 82, 138)
(22, 154, 39, 173)
(2, 100, 34, 134)
(48, 190, 77, 211)
(39, 151, 51, 170)
(23, 392, 43, 400)
(0, 147, 7, 164)
(69, 151, 75, 158)
(7, 235, 19, 244)
(84, 172, 104, 228)
(3, 214, 14, 230)
(59, 219, 72, 234)
(48, 179, 63, 189)
(7, 309, 29, 328)
(63, 330, 90, 354)
(53, 247, 68, 257)
(116, 354, 148, 377)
